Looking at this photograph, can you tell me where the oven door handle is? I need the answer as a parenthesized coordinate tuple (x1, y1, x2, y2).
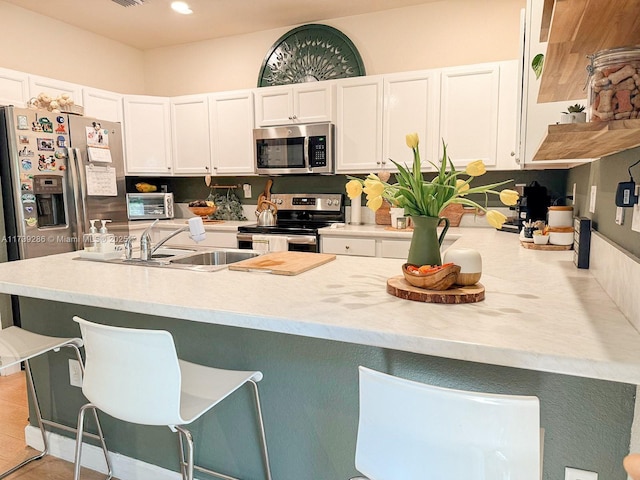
(236, 233, 317, 245)
(286, 235, 316, 245)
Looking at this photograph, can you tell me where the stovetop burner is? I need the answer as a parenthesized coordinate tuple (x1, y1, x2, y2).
(239, 193, 345, 234)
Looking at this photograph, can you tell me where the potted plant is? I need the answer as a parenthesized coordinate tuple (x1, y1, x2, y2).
(560, 104, 587, 124)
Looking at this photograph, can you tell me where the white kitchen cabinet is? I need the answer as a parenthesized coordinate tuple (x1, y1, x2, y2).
(0, 67, 29, 107)
(335, 76, 384, 173)
(28, 75, 83, 106)
(380, 239, 411, 259)
(321, 236, 376, 257)
(321, 233, 412, 259)
(82, 87, 124, 123)
(209, 90, 255, 175)
(123, 95, 172, 175)
(494, 60, 520, 170)
(254, 82, 334, 126)
(439, 63, 501, 168)
(170, 95, 212, 175)
(383, 70, 440, 171)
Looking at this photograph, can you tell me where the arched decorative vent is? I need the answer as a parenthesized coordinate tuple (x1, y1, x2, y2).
(258, 24, 365, 87)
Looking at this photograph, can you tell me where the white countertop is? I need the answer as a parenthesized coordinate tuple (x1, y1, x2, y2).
(0, 228, 638, 384)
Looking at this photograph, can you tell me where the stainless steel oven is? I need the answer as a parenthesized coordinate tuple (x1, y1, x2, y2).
(237, 193, 344, 253)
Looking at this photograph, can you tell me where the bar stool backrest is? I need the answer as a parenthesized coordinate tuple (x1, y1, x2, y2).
(73, 316, 183, 426)
(355, 366, 540, 480)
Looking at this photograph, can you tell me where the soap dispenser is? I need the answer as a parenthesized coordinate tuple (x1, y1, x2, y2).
(84, 219, 99, 252)
(98, 220, 114, 253)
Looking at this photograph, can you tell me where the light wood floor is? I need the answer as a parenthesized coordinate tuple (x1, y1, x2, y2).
(0, 371, 114, 480)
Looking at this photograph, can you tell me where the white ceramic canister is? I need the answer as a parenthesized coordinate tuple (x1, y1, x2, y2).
(547, 226, 575, 245)
(442, 248, 482, 286)
(548, 206, 573, 228)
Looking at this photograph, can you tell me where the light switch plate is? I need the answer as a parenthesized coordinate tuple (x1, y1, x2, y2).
(632, 203, 640, 233)
(565, 467, 597, 480)
(589, 185, 597, 213)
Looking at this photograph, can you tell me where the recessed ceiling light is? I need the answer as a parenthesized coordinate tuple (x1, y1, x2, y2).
(171, 1, 192, 14)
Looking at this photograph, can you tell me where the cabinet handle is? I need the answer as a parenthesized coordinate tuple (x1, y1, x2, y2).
(288, 116, 293, 120)
(292, 115, 297, 120)
(510, 151, 516, 157)
(205, 166, 210, 170)
(167, 166, 171, 170)
(376, 161, 381, 165)
(345, 245, 350, 250)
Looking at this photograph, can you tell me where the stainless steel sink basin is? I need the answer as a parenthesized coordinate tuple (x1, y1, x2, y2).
(151, 247, 198, 259)
(78, 247, 261, 272)
(169, 250, 258, 266)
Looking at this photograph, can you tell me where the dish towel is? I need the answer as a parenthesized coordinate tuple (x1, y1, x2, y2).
(267, 235, 289, 252)
(252, 235, 270, 252)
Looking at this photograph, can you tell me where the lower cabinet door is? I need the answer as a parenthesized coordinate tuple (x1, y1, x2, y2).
(321, 237, 376, 257)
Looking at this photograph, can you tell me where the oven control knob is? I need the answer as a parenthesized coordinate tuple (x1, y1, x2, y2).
(326, 199, 333, 206)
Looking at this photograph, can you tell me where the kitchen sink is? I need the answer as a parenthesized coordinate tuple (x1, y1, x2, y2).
(78, 247, 261, 272)
(151, 247, 199, 258)
(169, 250, 257, 266)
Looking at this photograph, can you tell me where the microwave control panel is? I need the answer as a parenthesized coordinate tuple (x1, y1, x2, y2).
(308, 135, 327, 168)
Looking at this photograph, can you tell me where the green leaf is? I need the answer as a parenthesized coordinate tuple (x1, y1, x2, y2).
(532, 54, 544, 80)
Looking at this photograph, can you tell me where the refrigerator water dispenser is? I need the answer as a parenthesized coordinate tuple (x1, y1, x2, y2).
(34, 174, 66, 227)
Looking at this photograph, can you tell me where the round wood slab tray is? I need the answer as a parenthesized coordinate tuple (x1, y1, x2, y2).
(520, 241, 572, 251)
(387, 276, 485, 304)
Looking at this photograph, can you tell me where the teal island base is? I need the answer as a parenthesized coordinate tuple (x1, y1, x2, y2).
(20, 298, 635, 480)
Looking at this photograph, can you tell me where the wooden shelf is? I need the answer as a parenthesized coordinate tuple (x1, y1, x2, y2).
(533, 118, 640, 160)
(538, 0, 640, 103)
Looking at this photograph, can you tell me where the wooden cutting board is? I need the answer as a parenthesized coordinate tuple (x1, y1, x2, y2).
(228, 251, 336, 276)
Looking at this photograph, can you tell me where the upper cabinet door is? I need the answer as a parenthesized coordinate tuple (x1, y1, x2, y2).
(123, 95, 172, 175)
(439, 63, 500, 168)
(82, 88, 123, 123)
(254, 86, 293, 126)
(335, 76, 384, 173)
(28, 75, 84, 106)
(383, 70, 440, 171)
(254, 82, 334, 126)
(209, 90, 255, 176)
(171, 95, 212, 176)
(0, 67, 29, 107)
(293, 83, 334, 123)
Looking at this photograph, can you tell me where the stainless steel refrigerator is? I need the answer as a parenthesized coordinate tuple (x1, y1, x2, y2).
(0, 106, 129, 262)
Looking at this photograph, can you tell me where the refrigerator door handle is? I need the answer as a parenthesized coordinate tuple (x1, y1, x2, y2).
(67, 147, 88, 249)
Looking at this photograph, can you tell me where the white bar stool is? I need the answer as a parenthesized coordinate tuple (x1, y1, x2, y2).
(72, 316, 272, 480)
(0, 325, 111, 479)
(351, 366, 541, 480)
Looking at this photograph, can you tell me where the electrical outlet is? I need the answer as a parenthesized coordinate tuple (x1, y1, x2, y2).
(243, 183, 251, 199)
(68, 359, 83, 388)
(589, 185, 597, 213)
(565, 467, 597, 480)
(616, 206, 624, 225)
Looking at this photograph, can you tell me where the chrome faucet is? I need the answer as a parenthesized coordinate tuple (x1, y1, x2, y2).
(139, 218, 206, 261)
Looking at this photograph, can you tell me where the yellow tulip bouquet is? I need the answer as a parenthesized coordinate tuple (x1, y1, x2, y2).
(345, 134, 519, 229)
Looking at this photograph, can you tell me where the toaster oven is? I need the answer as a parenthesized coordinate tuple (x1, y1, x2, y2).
(126, 193, 174, 220)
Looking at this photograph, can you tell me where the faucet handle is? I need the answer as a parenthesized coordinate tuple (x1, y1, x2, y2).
(124, 236, 136, 260)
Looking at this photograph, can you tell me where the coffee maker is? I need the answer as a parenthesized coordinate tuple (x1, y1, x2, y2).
(502, 181, 550, 233)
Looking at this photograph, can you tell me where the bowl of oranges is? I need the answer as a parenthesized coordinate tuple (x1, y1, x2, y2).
(402, 262, 461, 291)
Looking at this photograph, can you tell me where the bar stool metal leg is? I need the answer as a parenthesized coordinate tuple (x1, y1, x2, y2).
(74, 403, 113, 480)
(0, 342, 107, 479)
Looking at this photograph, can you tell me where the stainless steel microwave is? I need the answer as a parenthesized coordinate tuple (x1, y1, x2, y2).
(254, 122, 335, 175)
(126, 193, 174, 220)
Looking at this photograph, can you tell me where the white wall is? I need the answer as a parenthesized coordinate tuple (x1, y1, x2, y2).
(0, 1, 145, 94)
(143, 0, 526, 96)
(0, 0, 524, 97)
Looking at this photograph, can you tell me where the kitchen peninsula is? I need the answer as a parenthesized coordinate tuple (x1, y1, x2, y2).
(0, 228, 637, 480)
